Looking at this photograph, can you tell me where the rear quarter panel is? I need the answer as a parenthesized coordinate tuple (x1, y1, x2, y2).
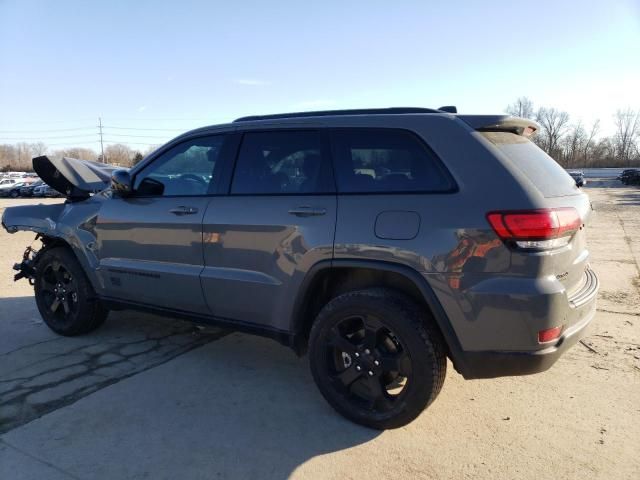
(330, 115, 587, 351)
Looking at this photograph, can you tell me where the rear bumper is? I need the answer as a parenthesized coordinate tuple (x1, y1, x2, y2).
(455, 297, 596, 379)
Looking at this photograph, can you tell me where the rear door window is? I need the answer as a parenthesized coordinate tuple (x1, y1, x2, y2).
(231, 130, 333, 194)
(331, 128, 455, 193)
(480, 131, 578, 197)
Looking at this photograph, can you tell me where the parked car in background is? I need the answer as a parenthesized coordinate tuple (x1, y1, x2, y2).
(619, 169, 640, 184)
(32, 184, 63, 198)
(0, 178, 18, 187)
(31, 184, 45, 197)
(623, 170, 640, 186)
(0, 180, 25, 198)
(567, 170, 586, 187)
(20, 180, 44, 197)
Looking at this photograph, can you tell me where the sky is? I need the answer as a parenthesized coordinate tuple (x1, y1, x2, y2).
(1, 0, 639, 150)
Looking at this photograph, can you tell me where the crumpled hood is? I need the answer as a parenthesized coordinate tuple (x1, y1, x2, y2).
(33, 155, 121, 199)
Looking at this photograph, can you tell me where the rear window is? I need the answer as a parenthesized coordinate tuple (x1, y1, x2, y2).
(481, 132, 577, 197)
(231, 130, 333, 195)
(331, 129, 455, 194)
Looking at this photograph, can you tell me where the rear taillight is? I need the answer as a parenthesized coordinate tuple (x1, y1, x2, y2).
(487, 208, 581, 250)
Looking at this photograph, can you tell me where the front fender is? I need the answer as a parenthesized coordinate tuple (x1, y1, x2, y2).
(2, 200, 105, 292)
(2, 203, 66, 235)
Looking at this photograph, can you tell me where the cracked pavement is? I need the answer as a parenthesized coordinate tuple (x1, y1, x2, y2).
(1, 180, 639, 479)
(0, 310, 227, 434)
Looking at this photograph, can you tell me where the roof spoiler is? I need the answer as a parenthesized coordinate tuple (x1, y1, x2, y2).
(458, 115, 540, 137)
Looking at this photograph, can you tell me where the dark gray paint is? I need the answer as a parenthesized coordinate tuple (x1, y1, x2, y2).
(374, 211, 420, 240)
(1, 111, 598, 379)
(201, 195, 336, 330)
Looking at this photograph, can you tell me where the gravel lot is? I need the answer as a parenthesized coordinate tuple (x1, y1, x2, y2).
(0, 179, 639, 480)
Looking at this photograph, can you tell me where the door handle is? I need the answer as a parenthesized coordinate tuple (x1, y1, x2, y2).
(288, 206, 327, 217)
(169, 206, 199, 216)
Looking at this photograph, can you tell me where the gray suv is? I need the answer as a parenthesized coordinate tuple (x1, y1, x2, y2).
(3, 107, 598, 429)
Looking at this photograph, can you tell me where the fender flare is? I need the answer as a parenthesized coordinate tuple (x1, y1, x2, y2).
(290, 259, 468, 372)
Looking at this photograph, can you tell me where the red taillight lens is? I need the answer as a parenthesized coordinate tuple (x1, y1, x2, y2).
(538, 326, 563, 343)
(487, 208, 581, 241)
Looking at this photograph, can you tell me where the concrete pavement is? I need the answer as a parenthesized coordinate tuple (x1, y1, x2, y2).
(1, 181, 638, 479)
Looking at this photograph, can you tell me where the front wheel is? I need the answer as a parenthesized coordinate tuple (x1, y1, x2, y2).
(309, 288, 447, 429)
(34, 246, 108, 336)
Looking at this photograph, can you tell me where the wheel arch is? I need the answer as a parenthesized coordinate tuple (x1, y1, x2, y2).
(35, 234, 103, 293)
(290, 259, 467, 371)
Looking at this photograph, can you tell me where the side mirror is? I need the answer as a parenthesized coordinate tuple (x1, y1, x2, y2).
(111, 169, 133, 196)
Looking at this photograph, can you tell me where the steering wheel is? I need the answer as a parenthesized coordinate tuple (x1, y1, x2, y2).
(179, 173, 208, 187)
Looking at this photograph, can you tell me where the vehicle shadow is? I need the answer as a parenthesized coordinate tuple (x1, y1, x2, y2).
(1, 299, 381, 478)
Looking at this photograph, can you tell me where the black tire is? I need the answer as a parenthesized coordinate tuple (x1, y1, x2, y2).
(34, 246, 108, 336)
(10, 190, 19, 198)
(309, 288, 447, 429)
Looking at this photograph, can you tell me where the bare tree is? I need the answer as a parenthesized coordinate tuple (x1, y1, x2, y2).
(506, 97, 535, 119)
(562, 122, 585, 168)
(55, 147, 99, 161)
(613, 109, 639, 166)
(0, 144, 18, 169)
(104, 143, 134, 166)
(535, 107, 570, 159)
(15, 143, 35, 170)
(583, 119, 600, 167)
(30, 142, 48, 157)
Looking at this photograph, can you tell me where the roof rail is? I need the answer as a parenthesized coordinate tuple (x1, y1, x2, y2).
(233, 107, 441, 122)
(438, 105, 457, 113)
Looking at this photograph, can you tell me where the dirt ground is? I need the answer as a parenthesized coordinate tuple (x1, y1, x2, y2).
(0, 179, 638, 480)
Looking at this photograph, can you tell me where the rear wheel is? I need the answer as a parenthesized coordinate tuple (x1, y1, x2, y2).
(309, 288, 447, 429)
(34, 246, 108, 336)
(10, 190, 19, 198)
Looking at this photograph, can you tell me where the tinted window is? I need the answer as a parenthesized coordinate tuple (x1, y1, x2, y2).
(231, 131, 332, 194)
(134, 135, 225, 196)
(481, 132, 577, 198)
(332, 129, 454, 193)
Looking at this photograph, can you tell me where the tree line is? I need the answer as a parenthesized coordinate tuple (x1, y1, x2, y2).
(0, 142, 154, 172)
(505, 97, 639, 168)
(2, 100, 639, 171)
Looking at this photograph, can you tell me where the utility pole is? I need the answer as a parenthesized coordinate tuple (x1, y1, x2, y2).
(98, 117, 105, 163)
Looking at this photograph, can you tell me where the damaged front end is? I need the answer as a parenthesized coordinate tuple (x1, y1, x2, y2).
(13, 241, 40, 283)
(2, 155, 114, 287)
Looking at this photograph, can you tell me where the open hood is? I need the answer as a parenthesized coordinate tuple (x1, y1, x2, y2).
(33, 156, 120, 199)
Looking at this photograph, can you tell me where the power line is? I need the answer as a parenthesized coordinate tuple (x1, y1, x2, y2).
(102, 133, 172, 139)
(102, 126, 188, 131)
(103, 116, 218, 121)
(0, 134, 98, 140)
(44, 141, 100, 146)
(0, 126, 96, 133)
(102, 140, 162, 145)
(0, 118, 98, 125)
(41, 140, 161, 147)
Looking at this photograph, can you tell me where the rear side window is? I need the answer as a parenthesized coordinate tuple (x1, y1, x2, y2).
(331, 128, 454, 193)
(480, 132, 577, 197)
(231, 130, 333, 194)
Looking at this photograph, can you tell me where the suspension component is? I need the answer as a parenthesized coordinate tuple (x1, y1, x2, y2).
(13, 237, 41, 284)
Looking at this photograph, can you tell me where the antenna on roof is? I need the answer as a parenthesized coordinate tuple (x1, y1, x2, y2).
(438, 106, 457, 113)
